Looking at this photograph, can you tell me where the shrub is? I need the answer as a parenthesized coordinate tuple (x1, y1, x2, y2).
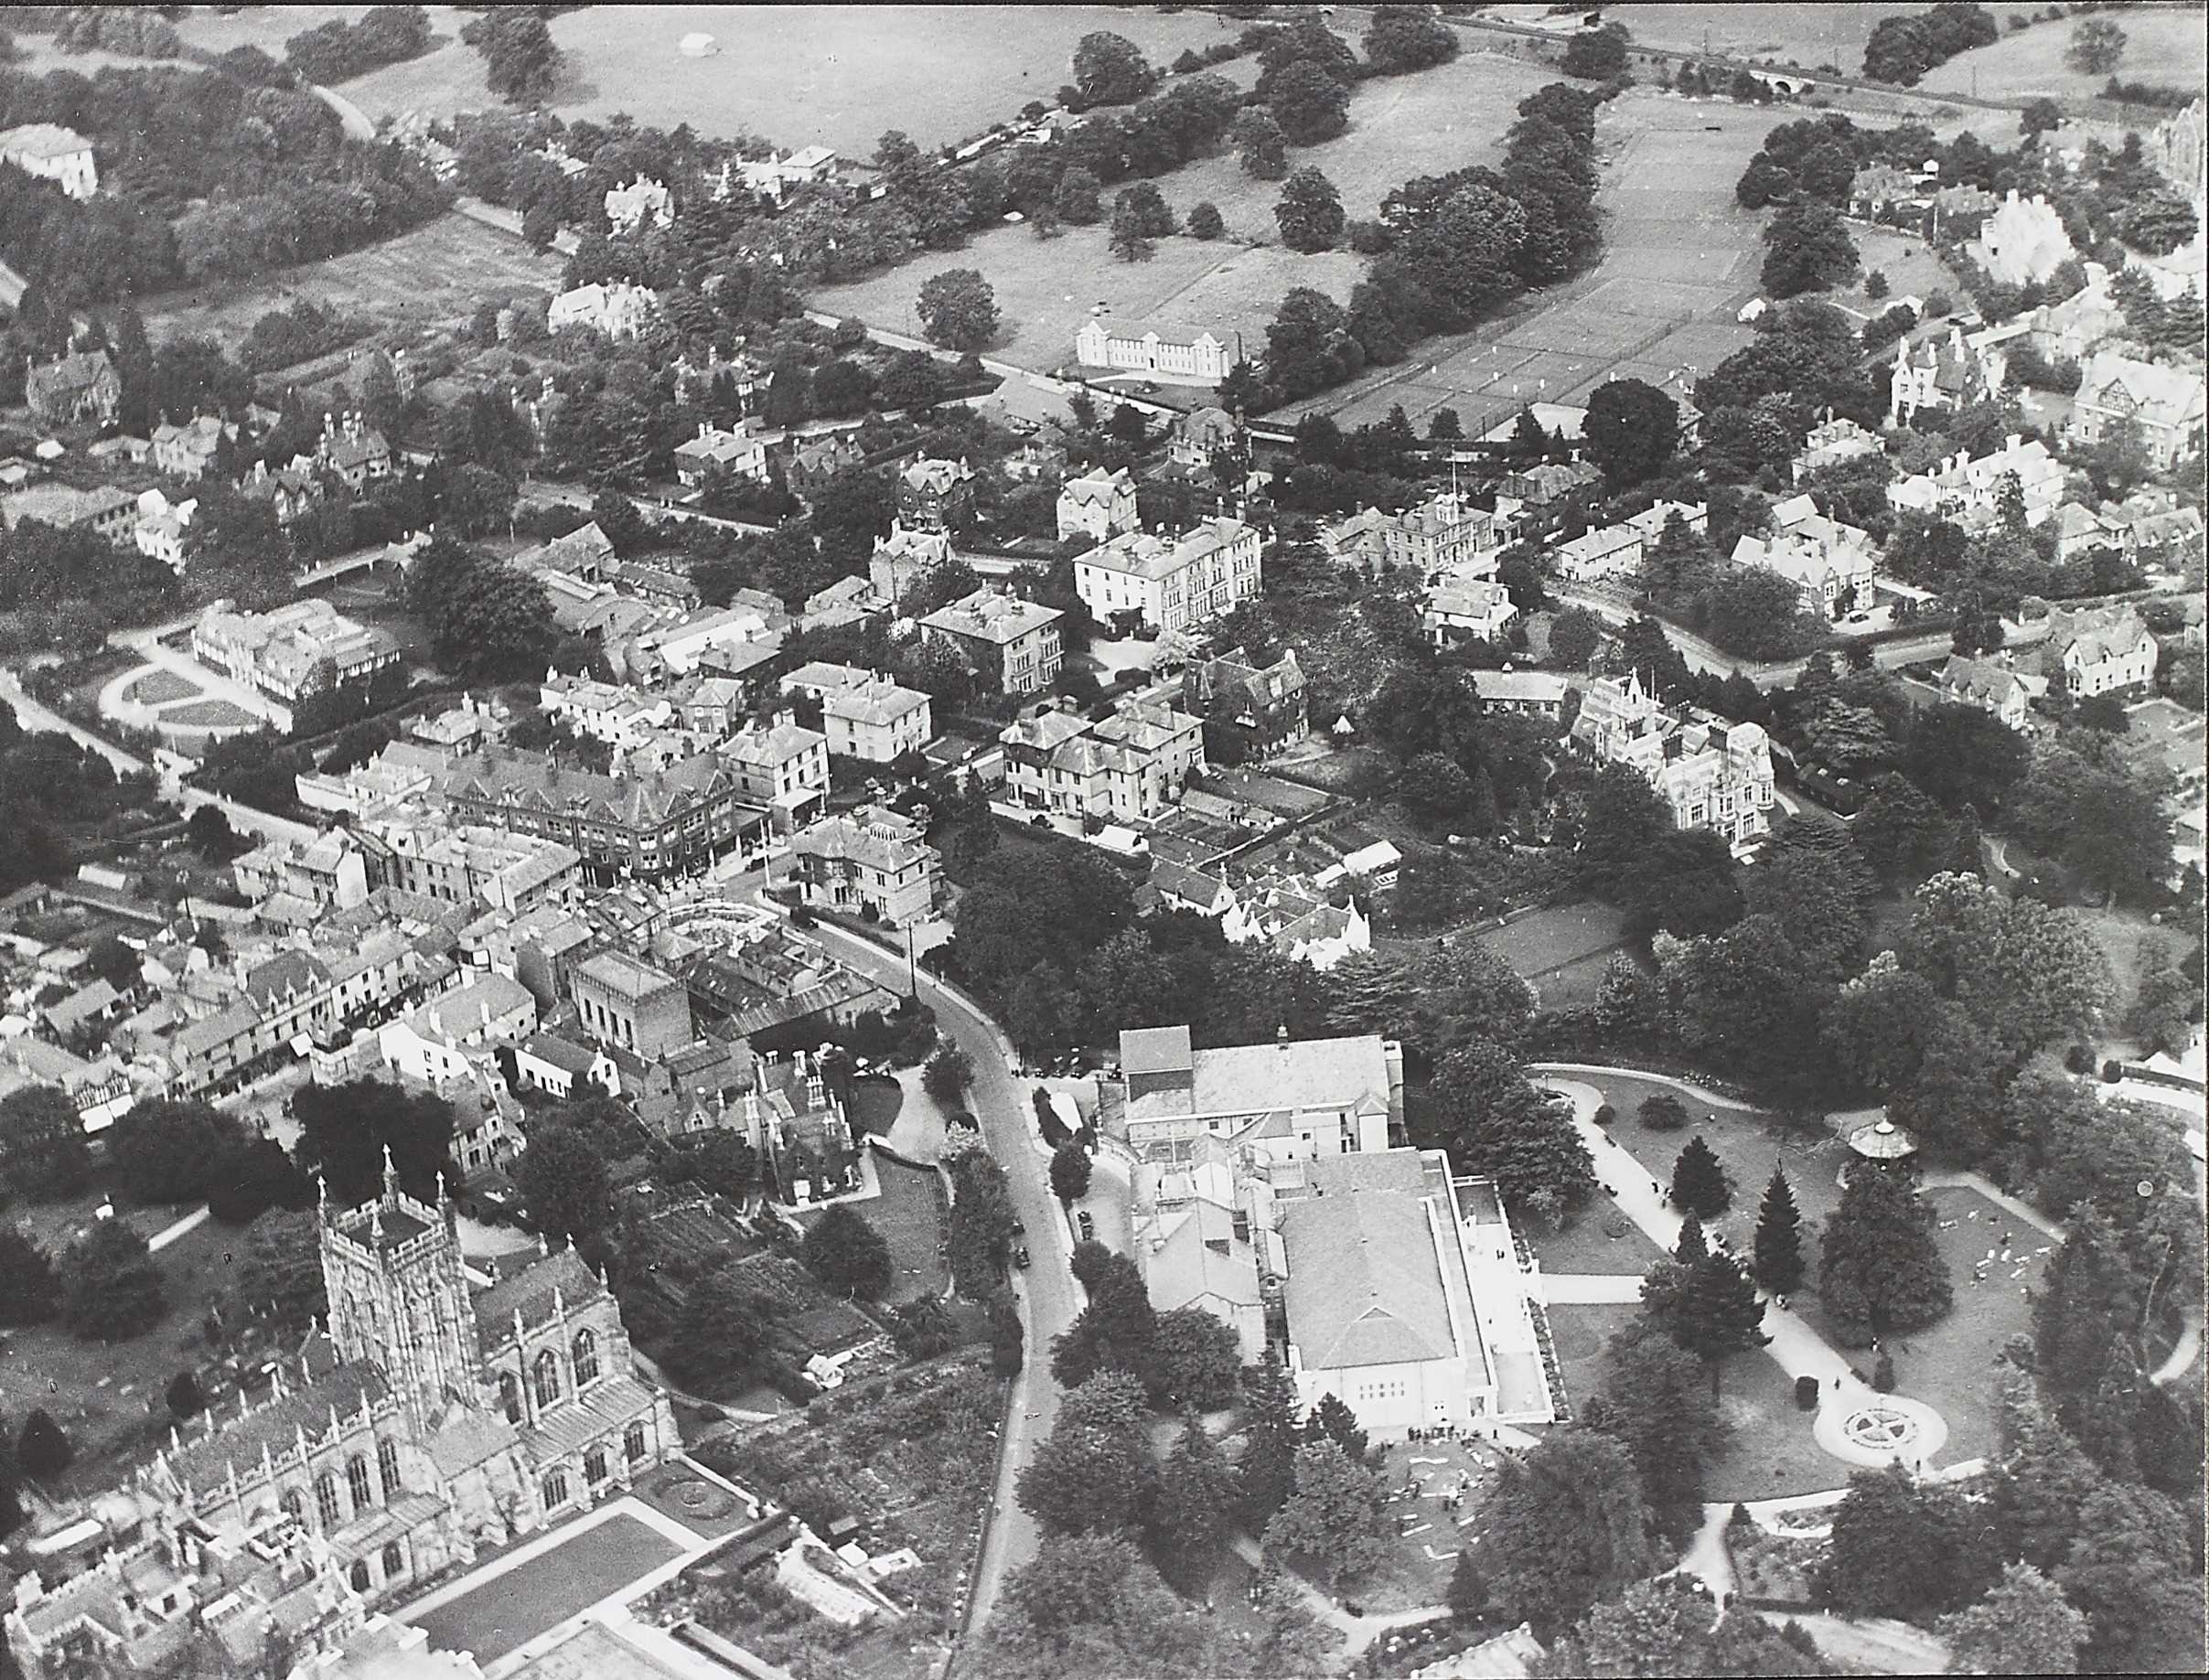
(1639, 1093, 1690, 1131)
(1871, 1352, 1896, 1392)
(1731, 1502, 1754, 1530)
(2102, 1058, 2123, 1083)
(1796, 1374, 1821, 1410)
(1593, 1103, 1617, 1127)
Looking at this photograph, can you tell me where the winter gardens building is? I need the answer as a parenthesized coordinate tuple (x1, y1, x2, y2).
(6, 1163, 678, 1672)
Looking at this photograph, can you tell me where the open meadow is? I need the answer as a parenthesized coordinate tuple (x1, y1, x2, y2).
(1588, 4, 1928, 73)
(141, 212, 564, 352)
(1918, 7, 2208, 105)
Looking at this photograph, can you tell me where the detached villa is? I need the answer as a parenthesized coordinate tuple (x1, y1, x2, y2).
(1573, 672, 1775, 848)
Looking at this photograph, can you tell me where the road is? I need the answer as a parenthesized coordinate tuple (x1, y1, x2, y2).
(1555, 589, 1957, 690)
(810, 923, 1078, 1638)
(0, 668, 318, 848)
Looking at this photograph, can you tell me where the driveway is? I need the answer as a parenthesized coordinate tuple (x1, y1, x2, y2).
(810, 922, 1082, 1636)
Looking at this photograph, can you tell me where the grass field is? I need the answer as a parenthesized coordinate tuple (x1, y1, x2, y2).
(812, 47, 1558, 378)
(408, 1512, 683, 1663)
(1472, 900, 1632, 1006)
(1836, 225, 1964, 318)
(1295, 87, 1775, 429)
(1533, 1200, 1669, 1275)
(1919, 9, 2208, 105)
(162, 699, 263, 729)
(123, 669, 198, 707)
(142, 211, 563, 352)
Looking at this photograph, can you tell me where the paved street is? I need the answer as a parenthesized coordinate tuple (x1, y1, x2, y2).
(811, 923, 1079, 1636)
(0, 668, 317, 846)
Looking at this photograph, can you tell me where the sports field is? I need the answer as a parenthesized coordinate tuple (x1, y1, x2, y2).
(1918, 8, 2207, 104)
(1296, 88, 1776, 430)
(142, 211, 563, 351)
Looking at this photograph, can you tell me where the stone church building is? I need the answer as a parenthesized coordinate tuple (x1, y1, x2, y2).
(7, 1160, 677, 1673)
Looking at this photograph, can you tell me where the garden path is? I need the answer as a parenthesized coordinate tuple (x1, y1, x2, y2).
(1543, 1075, 1957, 1478)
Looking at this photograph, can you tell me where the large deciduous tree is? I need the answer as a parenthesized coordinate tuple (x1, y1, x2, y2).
(1274, 167, 1346, 253)
(1016, 1371, 1157, 1537)
(800, 1204, 894, 1298)
(1479, 1427, 1658, 1636)
(915, 269, 1000, 352)
(1071, 31, 1155, 108)
(1582, 379, 1679, 487)
(61, 1219, 166, 1342)
(1828, 1466, 1990, 1621)
(1936, 1562, 2090, 1676)
(0, 1086, 94, 1203)
(1264, 1438, 1393, 1589)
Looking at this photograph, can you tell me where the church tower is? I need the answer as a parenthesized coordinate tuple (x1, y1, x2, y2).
(319, 1150, 485, 1433)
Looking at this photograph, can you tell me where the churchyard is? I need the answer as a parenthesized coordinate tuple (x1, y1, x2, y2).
(0, 1196, 250, 1493)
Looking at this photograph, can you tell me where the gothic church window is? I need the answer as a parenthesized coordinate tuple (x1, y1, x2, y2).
(625, 1422, 649, 1464)
(499, 1371, 522, 1421)
(349, 1560, 370, 1592)
(378, 1439, 402, 1501)
(381, 1542, 404, 1579)
(542, 1469, 569, 1509)
(572, 1328, 600, 1387)
(316, 1472, 342, 1528)
(348, 1455, 373, 1512)
(533, 1348, 562, 1407)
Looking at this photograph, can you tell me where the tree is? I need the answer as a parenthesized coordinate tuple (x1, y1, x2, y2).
(1072, 31, 1155, 108)
(512, 1123, 610, 1247)
(1761, 203, 1860, 298)
(923, 1043, 975, 1106)
(1668, 1136, 1732, 1218)
(1562, 22, 1631, 80)
(165, 1368, 204, 1420)
(17, 1409, 71, 1480)
(1582, 379, 1680, 487)
(292, 1079, 455, 1207)
(1152, 1414, 1239, 1577)
(1186, 200, 1225, 241)
(1828, 1466, 1989, 1621)
(1274, 167, 1346, 253)
(1149, 1307, 1241, 1410)
(1424, 1043, 1597, 1217)
(968, 1533, 1215, 1680)
(1590, 1318, 1730, 1536)
(915, 269, 999, 352)
(1937, 1561, 2089, 1676)
(1238, 1359, 1303, 1524)
(0, 1226, 59, 1327)
(1854, 775, 1952, 883)
(1231, 108, 1290, 180)
(1480, 1427, 1657, 1636)
(1054, 165, 1103, 224)
(2057, 1482, 2205, 1674)
(1752, 1165, 1806, 1293)
(1364, 5, 1460, 75)
(1049, 1141, 1093, 1204)
(1673, 1214, 1709, 1264)
(1265, 58, 1353, 145)
(1264, 1438, 1393, 1589)
(473, 8, 561, 104)
(1550, 1577, 1823, 1677)
(238, 1207, 327, 1326)
(1109, 202, 1156, 262)
(667, 1260, 781, 1393)
(1669, 1252, 1769, 1391)
(1017, 1371, 1157, 1537)
(2066, 16, 2127, 75)
(1303, 1390, 1370, 1465)
(1893, 873, 2113, 1059)
(105, 1098, 242, 1206)
(800, 1204, 893, 1298)
(61, 1218, 166, 1341)
(1817, 1165, 1953, 1344)
(1112, 181, 1175, 244)
(0, 1086, 93, 1202)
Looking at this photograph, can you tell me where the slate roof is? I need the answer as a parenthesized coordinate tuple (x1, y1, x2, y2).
(474, 1246, 606, 1346)
(1282, 1153, 1453, 1371)
(166, 1355, 390, 1499)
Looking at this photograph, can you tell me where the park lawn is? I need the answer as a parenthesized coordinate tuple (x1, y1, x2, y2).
(864, 1156, 950, 1307)
(1354, 1436, 1507, 1613)
(121, 669, 199, 707)
(535, 5, 1244, 155)
(1793, 1183, 2045, 1472)
(1474, 901, 1631, 983)
(1918, 9, 2209, 104)
(1541, 1300, 1640, 1424)
(1566, 1071, 1851, 1248)
(409, 1512, 683, 1664)
(0, 1202, 252, 1492)
(142, 212, 564, 353)
(2070, 902, 2192, 1046)
(1706, 1351, 1859, 1502)
(1531, 1201, 1669, 1276)
(163, 699, 263, 729)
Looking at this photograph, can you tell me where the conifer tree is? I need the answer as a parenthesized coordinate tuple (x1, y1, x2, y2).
(1674, 1212, 1709, 1264)
(1467, 765, 1501, 835)
(1669, 1136, 1732, 1218)
(1818, 1166, 1954, 1344)
(1672, 1252, 1769, 1396)
(1752, 1164, 1806, 1293)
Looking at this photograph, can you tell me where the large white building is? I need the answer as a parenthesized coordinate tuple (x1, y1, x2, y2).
(1073, 516, 1260, 634)
(191, 601, 402, 733)
(1886, 433, 2066, 530)
(1113, 1024, 1401, 1166)
(0, 123, 97, 199)
(1074, 320, 1236, 386)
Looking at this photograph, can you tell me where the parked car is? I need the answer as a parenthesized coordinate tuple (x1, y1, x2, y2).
(1078, 1210, 1096, 1242)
